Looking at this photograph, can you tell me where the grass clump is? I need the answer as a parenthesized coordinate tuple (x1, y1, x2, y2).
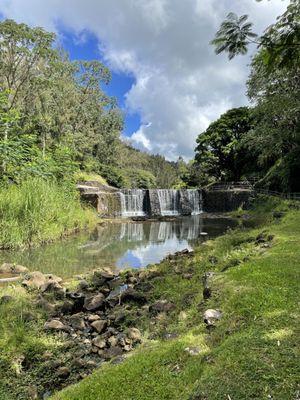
(0, 285, 63, 399)
(0, 178, 97, 249)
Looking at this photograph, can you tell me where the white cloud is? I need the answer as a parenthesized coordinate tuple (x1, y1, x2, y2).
(0, 0, 288, 159)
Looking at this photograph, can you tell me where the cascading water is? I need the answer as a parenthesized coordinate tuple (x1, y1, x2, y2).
(118, 188, 202, 218)
(120, 189, 147, 217)
(157, 189, 179, 216)
(187, 189, 202, 215)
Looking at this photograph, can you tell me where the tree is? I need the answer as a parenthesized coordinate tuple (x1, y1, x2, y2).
(211, 1, 300, 70)
(194, 107, 255, 182)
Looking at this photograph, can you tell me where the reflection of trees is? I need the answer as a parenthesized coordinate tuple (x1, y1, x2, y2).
(0, 216, 238, 278)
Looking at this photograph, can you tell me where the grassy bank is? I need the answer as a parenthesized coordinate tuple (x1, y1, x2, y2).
(0, 178, 97, 249)
(51, 197, 300, 400)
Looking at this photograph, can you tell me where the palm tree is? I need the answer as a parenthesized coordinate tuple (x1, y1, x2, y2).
(211, 13, 258, 60)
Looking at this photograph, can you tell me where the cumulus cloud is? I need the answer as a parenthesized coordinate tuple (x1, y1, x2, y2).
(0, 0, 288, 159)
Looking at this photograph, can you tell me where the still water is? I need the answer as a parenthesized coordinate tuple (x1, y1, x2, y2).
(0, 215, 238, 278)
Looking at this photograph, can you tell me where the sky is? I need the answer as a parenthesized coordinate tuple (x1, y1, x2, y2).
(0, 0, 288, 160)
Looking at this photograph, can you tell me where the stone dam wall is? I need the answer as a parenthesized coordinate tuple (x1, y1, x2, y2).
(78, 183, 254, 217)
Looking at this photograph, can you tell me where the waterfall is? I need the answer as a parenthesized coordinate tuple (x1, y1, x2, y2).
(157, 189, 179, 216)
(118, 188, 202, 217)
(187, 189, 202, 215)
(120, 189, 147, 217)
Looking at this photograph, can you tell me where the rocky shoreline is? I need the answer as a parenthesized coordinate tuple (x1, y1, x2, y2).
(1, 250, 205, 398)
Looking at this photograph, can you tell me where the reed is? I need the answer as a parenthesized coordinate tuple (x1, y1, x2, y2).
(0, 178, 96, 249)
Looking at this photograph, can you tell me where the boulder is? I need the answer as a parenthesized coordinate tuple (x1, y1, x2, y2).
(22, 271, 62, 290)
(92, 336, 107, 349)
(90, 319, 107, 333)
(120, 287, 147, 304)
(87, 314, 101, 322)
(57, 366, 70, 378)
(149, 300, 176, 314)
(44, 319, 68, 332)
(40, 281, 65, 299)
(203, 309, 222, 326)
(0, 263, 28, 275)
(69, 313, 86, 330)
(107, 335, 118, 347)
(77, 280, 89, 291)
(101, 346, 123, 360)
(84, 293, 105, 311)
(127, 327, 142, 343)
(92, 268, 118, 286)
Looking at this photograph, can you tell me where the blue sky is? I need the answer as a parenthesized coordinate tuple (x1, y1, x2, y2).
(59, 27, 141, 138)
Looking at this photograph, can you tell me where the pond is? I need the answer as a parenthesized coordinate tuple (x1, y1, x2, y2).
(0, 215, 238, 279)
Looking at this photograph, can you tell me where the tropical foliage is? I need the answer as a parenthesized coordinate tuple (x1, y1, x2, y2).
(196, 0, 300, 192)
(0, 19, 180, 189)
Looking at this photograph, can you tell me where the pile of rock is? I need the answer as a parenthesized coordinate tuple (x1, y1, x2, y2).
(18, 266, 172, 384)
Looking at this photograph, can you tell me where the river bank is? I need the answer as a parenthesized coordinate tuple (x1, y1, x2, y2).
(0, 195, 299, 399)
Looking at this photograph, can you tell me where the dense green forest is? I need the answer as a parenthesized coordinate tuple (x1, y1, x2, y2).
(0, 19, 182, 190)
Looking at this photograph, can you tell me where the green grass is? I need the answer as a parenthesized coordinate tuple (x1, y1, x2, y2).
(52, 198, 300, 400)
(0, 178, 97, 249)
(0, 285, 65, 399)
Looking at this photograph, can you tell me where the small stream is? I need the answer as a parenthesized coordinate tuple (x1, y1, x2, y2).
(0, 215, 238, 279)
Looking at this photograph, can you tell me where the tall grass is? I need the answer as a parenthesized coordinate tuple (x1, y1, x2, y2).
(0, 178, 96, 249)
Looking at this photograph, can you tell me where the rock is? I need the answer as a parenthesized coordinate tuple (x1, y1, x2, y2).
(90, 319, 107, 333)
(86, 360, 98, 368)
(203, 309, 222, 326)
(149, 300, 176, 314)
(92, 268, 118, 286)
(114, 311, 126, 325)
(92, 336, 107, 349)
(69, 313, 86, 330)
(87, 314, 101, 322)
(127, 327, 142, 343)
(22, 271, 46, 289)
(59, 300, 74, 315)
(184, 346, 201, 356)
(164, 332, 179, 340)
(182, 273, 193, 280)
(22, 271, 62, 290)
(66, 292, 85, 313)
(36, 296, 56, 314)
(73, 358, 86, 368)
(84, 293, 105, 311)
(102, 346, 123, 360)
(77, 280, 89, 290)
(44, 319, 68, 332)
(0, 295, 13, 304)
(40, 281, 65, 299)
(43, 391, 52, 400)
(202, 272, 214, 300)
(120, 287, 147, 304)
(57, 366, 70, 378)
(27, 385, 39, 399)
(41, 351, 53, 360)
(107, 335, 118, 347)
(0, 263, 28, 275)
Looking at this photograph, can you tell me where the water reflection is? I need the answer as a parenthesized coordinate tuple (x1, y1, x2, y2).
(0, 215, 238, 278)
